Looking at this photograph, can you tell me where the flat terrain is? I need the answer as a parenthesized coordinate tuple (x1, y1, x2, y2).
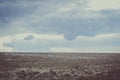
(0, 52, 120, 80)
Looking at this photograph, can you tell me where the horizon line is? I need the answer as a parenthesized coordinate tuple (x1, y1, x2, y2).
(0, 51, 120, 54)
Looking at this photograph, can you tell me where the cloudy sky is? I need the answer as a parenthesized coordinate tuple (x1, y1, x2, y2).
(0, 0, 120, 52)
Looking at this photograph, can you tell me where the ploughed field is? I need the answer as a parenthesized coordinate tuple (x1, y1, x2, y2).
(0, 52, 120, 80)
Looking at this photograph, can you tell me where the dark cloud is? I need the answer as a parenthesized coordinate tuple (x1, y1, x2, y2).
(34, 9, 119, 40)
(0, 0, 120, 40)
(0, 0, 38, 24)
(24, 35, 34, 40)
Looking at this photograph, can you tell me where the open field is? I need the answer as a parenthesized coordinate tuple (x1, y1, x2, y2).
(0, 52, 120, 80)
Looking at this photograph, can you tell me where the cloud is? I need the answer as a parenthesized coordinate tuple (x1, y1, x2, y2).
(0, 32, 119, 52)
(88, 0, 120, 10)
(1, 33, 65, 52)
(0, 46, 13, 52)
(0, 0, 120, 52)
(24, 35, 34, 40)
(0, 0, 120, 40)
(0, 36, 13, 52)
(50, 48, 82, 52)
(50, 47, 120, 53)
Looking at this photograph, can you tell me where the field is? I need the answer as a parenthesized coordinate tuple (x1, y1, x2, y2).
(0, 52, 120, 80)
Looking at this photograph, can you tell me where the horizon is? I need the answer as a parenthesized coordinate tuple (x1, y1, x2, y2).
(0, 52, 120, 54)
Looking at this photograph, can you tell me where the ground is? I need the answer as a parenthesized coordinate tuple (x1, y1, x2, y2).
(0, 52, 120, 80)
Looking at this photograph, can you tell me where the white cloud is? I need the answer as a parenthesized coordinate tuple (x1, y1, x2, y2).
(0, 36, 13, 43)
(13, 33, 64, 40)
(0, 36, 13, 52)
(34, 34, 64, 40)
(50, 47, 120, 53)
(0, 33, 65, 52)
(0, 46, 13, 52)
(94, 33, 120, 39)
(50, 47, 86, 52)
(76, 33, 120, 40)
(88, 0, 120, 10)
(43, 1, 103, 19)
(0, 32, 120, 52)
(51, 48, 82, 52)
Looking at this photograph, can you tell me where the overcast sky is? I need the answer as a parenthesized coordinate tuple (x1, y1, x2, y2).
(0, 0, 120, 52)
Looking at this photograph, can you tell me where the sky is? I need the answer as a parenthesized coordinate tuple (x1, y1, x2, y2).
(0, 0, 120, 52)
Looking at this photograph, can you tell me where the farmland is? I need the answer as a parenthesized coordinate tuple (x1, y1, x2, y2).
(0, 52, 120, 80)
